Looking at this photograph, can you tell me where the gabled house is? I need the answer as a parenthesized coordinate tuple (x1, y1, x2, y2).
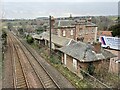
(57, 42, 116, 78)
(53, 20, 76, 39)
(51, 18, 98, 43)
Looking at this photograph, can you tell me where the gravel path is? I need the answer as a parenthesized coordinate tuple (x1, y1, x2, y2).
(2, 38, 13, 88)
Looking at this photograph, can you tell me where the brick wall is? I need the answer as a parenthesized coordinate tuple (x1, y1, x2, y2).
(53, 23, 97, 43)
(109, 58, 120, 75)
(78, 60, 103, 74)
(62, 53, 109, 77)
(66, 55, 74, 72)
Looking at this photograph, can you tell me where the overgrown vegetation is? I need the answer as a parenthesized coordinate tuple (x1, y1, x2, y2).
(109, 23, 120, 37)
(35, 26, 44, 34)
(87, 63, 95, 75)
(26, 35, 34, 44)
(2, 31, 7, 39)
(18, 28, 24, 35)
(49, 54, 61, 64)
(2, 30, 7, 46)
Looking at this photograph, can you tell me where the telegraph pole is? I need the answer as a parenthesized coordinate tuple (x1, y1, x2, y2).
(49, 16, 52, 56)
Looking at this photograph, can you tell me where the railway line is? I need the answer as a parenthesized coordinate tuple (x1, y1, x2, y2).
(8, 35, 30, 88)
(8, 32, 60, 89)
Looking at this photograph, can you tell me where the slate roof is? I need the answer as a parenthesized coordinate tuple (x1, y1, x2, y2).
(58, 42, 116, 62)
(85, 22, 97, 27)
(32, 34, 41, 39)
(32, 32, 77, 47)
(54, 20, 76, 28)
(74, 19, 97, 26)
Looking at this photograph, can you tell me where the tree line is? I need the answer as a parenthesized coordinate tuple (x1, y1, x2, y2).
(108, 17, 120, 37)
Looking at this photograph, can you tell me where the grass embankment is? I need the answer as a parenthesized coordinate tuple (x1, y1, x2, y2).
(0, 44, 2, 78)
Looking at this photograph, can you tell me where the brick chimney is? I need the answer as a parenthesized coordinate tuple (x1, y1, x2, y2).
(92, 42, 101, 53)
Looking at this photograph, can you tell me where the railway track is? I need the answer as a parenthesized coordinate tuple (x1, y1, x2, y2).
(9, 35, 30, 88)
(9, 32, 60, 89)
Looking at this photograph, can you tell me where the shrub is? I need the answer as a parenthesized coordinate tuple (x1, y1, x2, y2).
(26, 35, 34, 44)
(87, 63, 95, 75)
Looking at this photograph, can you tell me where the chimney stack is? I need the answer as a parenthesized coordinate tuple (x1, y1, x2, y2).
(92, 42, 101, 53)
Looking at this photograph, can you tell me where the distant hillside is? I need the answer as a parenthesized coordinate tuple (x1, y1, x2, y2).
(36, 17, 48, 20)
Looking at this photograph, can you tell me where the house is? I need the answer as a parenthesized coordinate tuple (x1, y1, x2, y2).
(57, 42, 116, 78)
(52, 19, 76, 38)
(51, 18, 98, 43)
(75, 19, 98, 43)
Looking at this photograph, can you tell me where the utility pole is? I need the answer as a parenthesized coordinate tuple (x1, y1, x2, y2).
(49, 15, 52, 56)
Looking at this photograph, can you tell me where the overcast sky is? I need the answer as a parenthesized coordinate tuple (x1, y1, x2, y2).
(2, 0, 120, 2)
(1, 0, 119, 19)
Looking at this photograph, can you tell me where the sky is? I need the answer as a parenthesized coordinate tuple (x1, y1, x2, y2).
(2, 0, 120, 2)
(1, 0, 119, 19)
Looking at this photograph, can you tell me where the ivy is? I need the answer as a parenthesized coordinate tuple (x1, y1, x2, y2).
(87, 63, 95, 75)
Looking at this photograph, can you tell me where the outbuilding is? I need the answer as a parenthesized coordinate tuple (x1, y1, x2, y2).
(58, 42, 116, 78)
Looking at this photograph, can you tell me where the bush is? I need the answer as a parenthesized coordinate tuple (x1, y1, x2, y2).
(2, 30, 7, 45)
(87, 63, 95, 75)
(26, 35, 34, 44)
(49, 55, 61, 64)
(2, 30, 7, 39)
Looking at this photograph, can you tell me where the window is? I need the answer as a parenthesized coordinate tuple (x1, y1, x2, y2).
(85, 30, 88, 34)
(71, 30, 73, 35)
(63, 30, 66, 36)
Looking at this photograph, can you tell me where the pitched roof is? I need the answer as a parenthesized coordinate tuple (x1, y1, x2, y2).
(74, 19, 97, 27)
(32, 34, 41, 39)
(97, 31, 112, 36)
(85, 22, 97, 27)
(32, 32, 77, 47)
(54, 20, 76, 28)
(58, 42, 116, 62)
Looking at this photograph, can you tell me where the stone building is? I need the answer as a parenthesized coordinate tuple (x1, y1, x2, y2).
(58, 42, 116, 78)
(51, 18, 98, 43)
